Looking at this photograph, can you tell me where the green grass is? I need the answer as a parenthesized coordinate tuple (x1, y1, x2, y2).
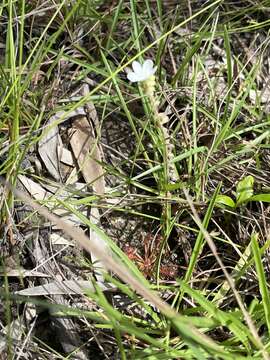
(1, 0, 270, 359)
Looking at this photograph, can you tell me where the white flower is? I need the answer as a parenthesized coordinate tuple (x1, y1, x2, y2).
(127, 59, 157, 83)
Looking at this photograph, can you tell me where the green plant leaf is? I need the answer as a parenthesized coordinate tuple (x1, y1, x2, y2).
(236, 175, 254, 206)
(251, 233, 270, 336)
(164, 182, 183, 191)
(215, 194, 235, 208)
(250, 194, 270, 203)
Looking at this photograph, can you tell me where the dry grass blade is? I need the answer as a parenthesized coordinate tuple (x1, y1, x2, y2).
(89, 206, 111, 282)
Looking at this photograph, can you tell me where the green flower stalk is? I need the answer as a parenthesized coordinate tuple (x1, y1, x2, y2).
(128, 59, 179, 275)
(127, 59, 178, 185)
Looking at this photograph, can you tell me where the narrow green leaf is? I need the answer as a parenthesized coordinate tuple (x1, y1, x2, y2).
(250, 194, 270, 203)
(130, 0, 142, 55)
(105, 0, 124, 49)
(183, 184, 221, 285)
(180, 282, 250, 347)
(222, 25, 233, 123)
(251, 233, 270, 336)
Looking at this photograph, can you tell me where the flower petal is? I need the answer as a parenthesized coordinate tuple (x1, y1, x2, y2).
(150, 65, 157, 75)
(127, 71, 139, 82)
(127, 59, 157, 82)
(142, 59, 154, 73)
(132, 61, 142, 74)
(143, 59, 157, 78)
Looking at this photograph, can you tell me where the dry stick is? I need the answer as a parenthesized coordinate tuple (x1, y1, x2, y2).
(2, 179, 223, 354)
(183, 188, 270, 360)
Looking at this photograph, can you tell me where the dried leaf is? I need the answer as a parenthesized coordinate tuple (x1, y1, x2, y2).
(18, 175, 86, 226)
(18, 174, 50, 200)
(69, 116, 105, 195)
(0, 269, 50, 278)
(50, 232, 74, 246)
(38, 108, 86, 180)
(15, 280, 113, 296)
(38, 118, 62, 181)
(59, 146, 74, 166)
